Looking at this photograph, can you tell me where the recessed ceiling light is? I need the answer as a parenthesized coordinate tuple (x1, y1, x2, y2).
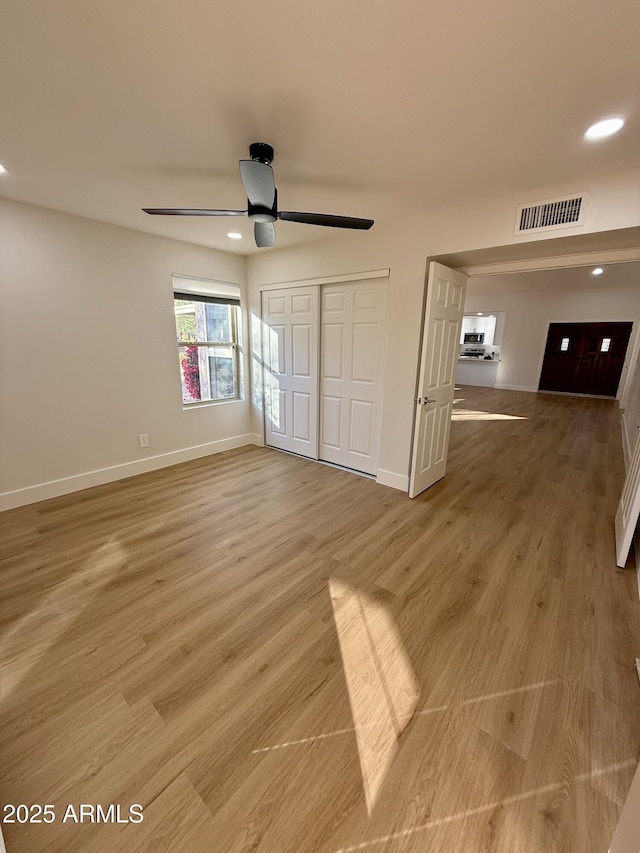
(592, 267, 604, 276)
(0, 163, 7, 174)
(477, 312, 483, 316)
(585, 118, 625, 140)
(227, 231, 243, 240)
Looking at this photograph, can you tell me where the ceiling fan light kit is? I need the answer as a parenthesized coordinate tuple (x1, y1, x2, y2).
(143, 143, 374, 248)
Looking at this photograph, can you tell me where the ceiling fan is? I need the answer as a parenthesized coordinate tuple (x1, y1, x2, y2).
(143, 142, 374, 248)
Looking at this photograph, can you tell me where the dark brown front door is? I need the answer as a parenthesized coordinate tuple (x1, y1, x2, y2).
(539, 321, 632, 397)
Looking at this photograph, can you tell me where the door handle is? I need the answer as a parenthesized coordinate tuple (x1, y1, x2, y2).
(415, 396, 434, 405)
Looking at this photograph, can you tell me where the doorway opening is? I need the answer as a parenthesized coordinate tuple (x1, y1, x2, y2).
(411, 243, 640, 499)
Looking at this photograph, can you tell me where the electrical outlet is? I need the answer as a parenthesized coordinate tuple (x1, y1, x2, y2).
(138, 434, 149, 448)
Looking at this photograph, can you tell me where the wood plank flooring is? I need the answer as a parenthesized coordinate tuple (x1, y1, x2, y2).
(1, 386, 639, 852)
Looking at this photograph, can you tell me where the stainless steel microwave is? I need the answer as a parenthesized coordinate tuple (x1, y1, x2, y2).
(464, 332, 484, 344)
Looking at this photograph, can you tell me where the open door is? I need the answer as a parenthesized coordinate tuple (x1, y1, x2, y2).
(409, 262, 467, 498)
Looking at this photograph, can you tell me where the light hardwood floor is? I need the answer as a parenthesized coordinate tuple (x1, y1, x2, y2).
(1, 386, 639, 852)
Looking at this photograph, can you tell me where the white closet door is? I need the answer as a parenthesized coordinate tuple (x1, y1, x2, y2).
(261, 287, 319, 459)
(320, 279, 387, 475)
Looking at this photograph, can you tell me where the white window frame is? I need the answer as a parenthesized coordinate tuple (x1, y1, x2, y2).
(172, 278, 242, 407)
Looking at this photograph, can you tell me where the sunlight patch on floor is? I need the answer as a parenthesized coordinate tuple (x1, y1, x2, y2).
(252, 680, 560, 753)
(452, 408, 528, 421)
(0, 538, 126, 706)
(329, 578, 420, 816)
(334, 759, 637, 852)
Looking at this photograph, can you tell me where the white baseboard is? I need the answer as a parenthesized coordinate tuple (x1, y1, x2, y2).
(249, 432, 265, 447)
(376, 468, 408, 492)
(494, 383, 538, 393)
(0, 434, 258, 511)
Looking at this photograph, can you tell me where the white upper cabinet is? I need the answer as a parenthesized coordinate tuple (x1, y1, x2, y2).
(460, 315, 496, 346)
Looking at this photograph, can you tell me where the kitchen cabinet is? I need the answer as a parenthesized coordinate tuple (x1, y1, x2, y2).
(460, 315, 496, 346)
(456, 358, 499, 387)
(460, 314, 496, 347)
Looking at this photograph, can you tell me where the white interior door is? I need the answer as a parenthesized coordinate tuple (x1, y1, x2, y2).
(615, 430, 640, 567)
(409, 262, 467, 498)
(262, 286, 319, 459)
(319, 279, 388, 475)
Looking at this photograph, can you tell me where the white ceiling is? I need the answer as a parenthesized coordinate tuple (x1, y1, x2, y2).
(469, 260, 640, 295)
(1, 0, 639, 255)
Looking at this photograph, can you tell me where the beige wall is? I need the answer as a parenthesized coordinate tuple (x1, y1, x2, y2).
(247, 169, 640, 488)
(0, 198, 250, 509)
(2, 167, 640, 506)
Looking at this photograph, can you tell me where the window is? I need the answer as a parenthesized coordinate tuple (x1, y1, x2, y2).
(560, 337, 570, 351)
(600, 337, 611, 353)
(173, 290, 240, 404)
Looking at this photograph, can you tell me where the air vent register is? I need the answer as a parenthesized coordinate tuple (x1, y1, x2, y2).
(515, 193, 587, 235)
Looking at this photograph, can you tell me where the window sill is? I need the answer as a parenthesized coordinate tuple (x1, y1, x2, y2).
(182, 397, 243, 411)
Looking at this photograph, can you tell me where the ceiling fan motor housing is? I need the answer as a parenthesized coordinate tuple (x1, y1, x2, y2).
(248, 187, 277, 223)
(249, 142, 274, 165)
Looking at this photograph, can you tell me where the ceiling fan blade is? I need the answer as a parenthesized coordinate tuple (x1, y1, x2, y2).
(254, 221, 276, 248)
(278, 211, 374, 230)
(239, 160, 276, 209)
(142, 208, 247, 216)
